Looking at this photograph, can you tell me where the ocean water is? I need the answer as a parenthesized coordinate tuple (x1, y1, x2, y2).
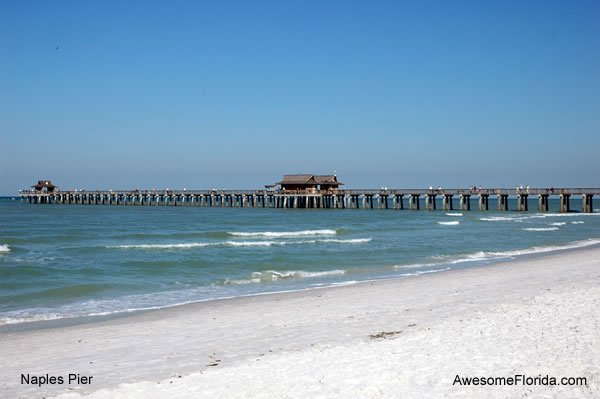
(0, 197, 599, 326)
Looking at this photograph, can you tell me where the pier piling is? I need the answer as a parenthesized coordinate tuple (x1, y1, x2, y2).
(538, 194, 549, 212)
(478, 194, 489, 211)
(560, 194, 571, 213)
(459, 194, 471, 211)
(517, 194, 528, 212)
(497, 194, 509, 211)
(409, 194, 420, 210)
(425, 194, 436, 211)
(442, 194, 453, 211)
(582, 194, 593, 213)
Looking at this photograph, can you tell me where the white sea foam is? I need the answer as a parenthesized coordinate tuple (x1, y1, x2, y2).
(479, 216, 517, 222)
(473, 238, 600, 258)
(472, 238, 600, 257)
(479, 216, 531, 222)
(399, 267, 451, 277)
(394, 263, 436, 270)
(550, 222, 566, 226)
(225, 269, 346, 285)
(394, 253, 506, 270)
(0, 314, 61, 325)
(542, 212, 600, 217)
(109, 238, 371, 250)
(394, 238, 600, 270)
(281, 238, 371, 245)
(523, 227, 559, 232)
(438, 221, 460, 226)
(229, 229, 337, 238)
(320, 238, 372, 244)
(110, 242, 215, 249)
(109, 241, 271, 249)
(225, 241, 277, 247)
(572, 221, 585, 224)
(445, 213, 463, 216)
(479, 213, 599, 223)
(0, 244, 10, 253)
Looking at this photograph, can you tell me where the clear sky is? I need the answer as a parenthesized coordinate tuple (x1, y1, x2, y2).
(1, 0, 599, 194)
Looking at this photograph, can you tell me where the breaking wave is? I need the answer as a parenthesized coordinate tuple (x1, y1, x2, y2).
(224, 269, 346, 285)
(394, 238, 600, 270)
(0, 244, 9, 253)
(523, 227, 559, 232)
(398, 267, 451, 277)
(110, 242, 215, 249)
(446, 213, 463, 216)
(438, 221, 460, 226)
(481, 213, 599, 222)
(320, 238, 371, 244)
(480, 216, 526, 222)
(228, 229, 337, 238)
(108, 238, 371, 250)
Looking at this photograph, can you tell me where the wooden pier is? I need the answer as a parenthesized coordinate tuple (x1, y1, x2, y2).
(19, 187, 599, 213)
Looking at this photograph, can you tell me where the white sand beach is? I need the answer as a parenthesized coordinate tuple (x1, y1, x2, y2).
(1, 246, 599, 398)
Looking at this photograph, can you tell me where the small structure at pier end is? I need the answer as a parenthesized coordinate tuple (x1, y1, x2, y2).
(277, 174, 343, 194)
(31, 180, 57, 193)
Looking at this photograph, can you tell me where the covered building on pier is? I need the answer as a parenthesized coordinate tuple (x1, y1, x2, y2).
(276, 174, 343, 193)
(31, 180, 57, 193)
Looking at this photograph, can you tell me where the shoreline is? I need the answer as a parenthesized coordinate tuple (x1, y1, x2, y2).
(2, 238, 600, 334)
(0, 245, 599, 397)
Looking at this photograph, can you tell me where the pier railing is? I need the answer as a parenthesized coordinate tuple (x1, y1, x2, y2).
(18, 187, 599, 212)
(19, 187, 600, 196)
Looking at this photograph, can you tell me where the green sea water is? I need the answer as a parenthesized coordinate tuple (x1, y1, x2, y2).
(0, 197, 598, 325)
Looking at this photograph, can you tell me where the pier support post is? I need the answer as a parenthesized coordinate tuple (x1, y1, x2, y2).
(442, 195, 453, 211)
(516, 194, 528, 212)
(582, 194, 593, 213)
(379, 194, 389, 209)
(497, 194, 509, 211)
(425, 194, 436, 210)
(409, 194, 420, 210)
(459, 194, 471, 211)
(537, 194, 549, 212)
(478, 194, 489, 211)
(392, 194, 404, 210)
(559, 194, 570, 213)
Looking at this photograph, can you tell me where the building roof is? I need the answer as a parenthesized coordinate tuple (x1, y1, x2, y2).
(277, 174, 317, 185)
(31, 180, 57, 189)
(277, 174, 343, 186)
(314, 175, 343, 185)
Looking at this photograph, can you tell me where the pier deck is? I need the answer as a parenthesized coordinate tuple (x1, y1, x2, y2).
(19, 188, 599, 212)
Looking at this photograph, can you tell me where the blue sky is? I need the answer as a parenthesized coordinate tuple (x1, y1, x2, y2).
(1, 0, 599, 194)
